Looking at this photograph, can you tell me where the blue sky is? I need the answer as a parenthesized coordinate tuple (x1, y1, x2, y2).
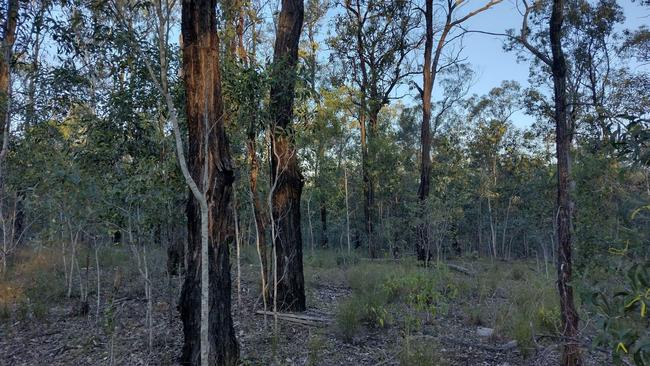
(447, 0, 650, 127)
(313, 1, 650, 128)
(462, 0, 649, 94)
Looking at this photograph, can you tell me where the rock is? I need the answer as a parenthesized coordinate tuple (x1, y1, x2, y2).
(476, 327, 494, 337)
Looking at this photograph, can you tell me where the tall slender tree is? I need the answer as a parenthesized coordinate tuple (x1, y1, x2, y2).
(549, 0, 581, 363)
(269, 0, 306, 311)
(415, 0, 500, 261)
(331, 0, 418, 257)
(0, 0, 19, 183)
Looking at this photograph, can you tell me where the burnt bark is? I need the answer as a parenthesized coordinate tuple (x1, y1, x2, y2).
(178, 0, 239, 364)
(269, 0, 306, 312)
(0, 0, 18, 183)
(549, 0, 582, 364)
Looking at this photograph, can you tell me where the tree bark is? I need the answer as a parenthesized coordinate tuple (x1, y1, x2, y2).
(269, 0, 306, 312)
(319, 196, 327, 248)
(416, 0, 500, 260)
(247, 129, 269, 297)
(0, 0, 18, 184)
(178, 0, 239, 364)
(549, 0, 581, 364)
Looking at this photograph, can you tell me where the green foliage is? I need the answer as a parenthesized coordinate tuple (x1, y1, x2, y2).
(588, 262, 650, 365)
(335, 297, 363, 342)
(336, 263, 457, 342)
(398, 338, 447, 366)
(0, 304, 9, 324)
(306, 332, 326, 366)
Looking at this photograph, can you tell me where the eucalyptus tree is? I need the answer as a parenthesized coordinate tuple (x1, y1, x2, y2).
(516, 0, 582, 363)
(0, 0, 19, 272)
(329, 0, 419, 257)
(268, 0, 306, 311)
(111, 0, 240, 362)
(301, 0, 330, 248)
(177, 0, 240, 362)
(0, 0, 18, 183)
(413, 0, 500, 260)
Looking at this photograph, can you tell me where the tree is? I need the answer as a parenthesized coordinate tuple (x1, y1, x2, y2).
(415, 0, 500, 260)
(0, 0, 19, 273)
(177, 0, 239, 363)
(330, 0, 418, 257)
(269, 0, 306, 312)
(0, 0, 18, 183)
(549, 0, 581, 363)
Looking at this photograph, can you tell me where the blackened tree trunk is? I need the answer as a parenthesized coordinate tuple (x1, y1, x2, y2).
(178, 0, 239, 364)
(269, 0, 306, 312)
(0, 0, 18, 183)
(549, 0, 581, 364)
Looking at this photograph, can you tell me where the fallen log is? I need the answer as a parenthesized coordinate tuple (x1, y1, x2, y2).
(415, 335, 518, 352)
(254, 310, 332, 327)
(445, 263, 476, 276)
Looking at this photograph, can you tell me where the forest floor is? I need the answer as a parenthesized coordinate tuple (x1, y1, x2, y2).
(0, 245, 610, 366)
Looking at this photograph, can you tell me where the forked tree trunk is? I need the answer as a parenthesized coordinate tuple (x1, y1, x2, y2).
(549, 0, 581, 364)
(178, 0, 239, 364)
(269, 0, 306, 312)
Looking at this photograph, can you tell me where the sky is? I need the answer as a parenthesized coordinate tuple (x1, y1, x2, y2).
(461, 0, 649, 93)
(436, 0, 650, 127)
(314, 0, 650, 129)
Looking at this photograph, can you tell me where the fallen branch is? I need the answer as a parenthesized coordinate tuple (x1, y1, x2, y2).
(415, 334, 517, 352)
(445, 263, 476, 276)
(255, 310, 331, 327)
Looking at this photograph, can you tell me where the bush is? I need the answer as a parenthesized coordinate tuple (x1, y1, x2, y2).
(335, 262, 457, 341)
(335, 297, 363, 342)
(399, 338, 447, 366)
(307, 332, 326, 366)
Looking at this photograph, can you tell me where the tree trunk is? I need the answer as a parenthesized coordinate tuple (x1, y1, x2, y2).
(417, 0, 451, 261)
(418, 0, 435, 204)
(0, 0, 18, 185)
(549, 0, 581, 364)
(319, 196, 327, 248)
(178, 0, 239, 364)
(269, 0, 305, 312)
(246, 82, 269, 298)
(344, 165, 351, 254)
(365, 111, 378, 258)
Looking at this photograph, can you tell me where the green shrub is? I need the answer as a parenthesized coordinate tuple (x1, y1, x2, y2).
(399, 338, 447, 366)
(463, 305, 485, 326)
(336, 262, 457, 341)
(32, 301, 49, 320)
(0, 304, 10, 323)
(307, 332, 326, 366)
(336, 252, 360, 267)
(335, 297, 363, 342)
(510, 265, 525, 281)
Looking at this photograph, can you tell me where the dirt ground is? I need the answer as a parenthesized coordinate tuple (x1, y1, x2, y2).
(0, 251, 609, 366)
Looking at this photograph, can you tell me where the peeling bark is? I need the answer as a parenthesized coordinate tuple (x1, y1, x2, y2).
(178, 0, 239, 364)
(268, 0, 306, 312)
